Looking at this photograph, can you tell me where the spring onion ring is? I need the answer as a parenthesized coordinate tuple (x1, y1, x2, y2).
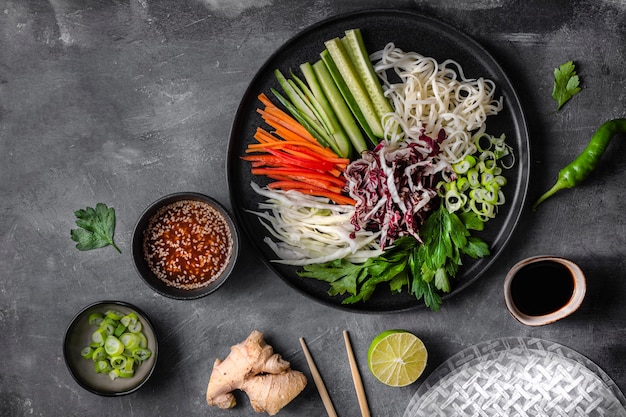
(81, 310, 152, 380)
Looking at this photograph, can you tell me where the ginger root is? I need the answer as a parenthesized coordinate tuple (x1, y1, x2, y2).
(206, 330, 307, 415)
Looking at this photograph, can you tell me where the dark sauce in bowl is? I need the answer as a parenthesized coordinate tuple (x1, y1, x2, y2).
(510, 260, 574, 316)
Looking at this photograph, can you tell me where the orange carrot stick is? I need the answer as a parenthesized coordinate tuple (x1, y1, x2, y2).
(279, 144, 350, 165)
(252, 127, 280, 144)
(257, 108, 314, 142)
(273, 125, 317, 145)
(258, 93, 276, 109)
(248, 144, 325, 164)
(267, 128, 342, 160)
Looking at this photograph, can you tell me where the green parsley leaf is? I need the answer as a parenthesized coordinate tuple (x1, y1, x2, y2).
(410, 276, 441, 312)
(70, 203, 121, 253)
(462, 236, 490, 259)
(298, 259, 363, 297)
(459, 211, 484, 231)
(552, 61, 582, 110)
(434, 268, 450, 293)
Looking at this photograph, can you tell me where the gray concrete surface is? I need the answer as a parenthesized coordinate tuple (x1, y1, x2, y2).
(1, 0, 625, 416)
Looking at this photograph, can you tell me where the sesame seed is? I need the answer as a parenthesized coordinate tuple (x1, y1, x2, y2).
(143, 200, 234, 290)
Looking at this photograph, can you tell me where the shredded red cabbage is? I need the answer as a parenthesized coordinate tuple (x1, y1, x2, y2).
(344, 132, 449, 249)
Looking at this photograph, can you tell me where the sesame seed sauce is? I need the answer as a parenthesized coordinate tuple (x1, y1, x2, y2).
(143, 200, 233, 290)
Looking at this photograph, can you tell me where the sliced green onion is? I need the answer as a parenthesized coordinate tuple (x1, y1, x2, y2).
(88, 313, 103, 326)
(120, 313, 138, 328)
(127, 321, 142, 334)
(109, 368, 134, 379)
(99, 321, 115, 336)
(442, 131, 514, 220)
(478, 153, 497, 169)
(124, 357, 135, 371)
(120, 333, 140, 350)
(113, 323, 127, 337)
(95, 360, 111, 374)
(481, 172, 495, 186)
(105, 310, 125, 320)
(132, 348, 152, 362)
(467, 168, 480, 188)
(80, 346, 94, 360)
(497, 190, 506, 205)
(118, 369, 134, 378)
(475, 133, 493, 152)
(110, 355, 127, 369)
(104, 335, 125, 356)
(452, 155, 476, 174)
(445, 188, 466, 212)
(456, 177, 470, 192)
(494, 175, 507, 187)
(138, 332, 148, 349)
(91, 328, 107, 345)
(80, 309, 152, 382)
(91, 347, 106, 362)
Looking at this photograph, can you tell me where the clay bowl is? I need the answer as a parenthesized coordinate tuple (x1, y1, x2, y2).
(503, 256, 586, 326)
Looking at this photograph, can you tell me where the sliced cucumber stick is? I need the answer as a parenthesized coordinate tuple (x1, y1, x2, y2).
(324, 37, 384, 140)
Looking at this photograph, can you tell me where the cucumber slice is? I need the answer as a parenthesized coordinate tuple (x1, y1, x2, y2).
(343, 29, 394, 121)
(324, 38, 384, 140)
(320, 49, 378, 145)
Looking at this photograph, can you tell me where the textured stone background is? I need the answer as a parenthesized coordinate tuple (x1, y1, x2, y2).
(1, 1, 625, 416)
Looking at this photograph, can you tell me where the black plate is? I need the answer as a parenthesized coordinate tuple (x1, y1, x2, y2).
(227, 9, 530, 313)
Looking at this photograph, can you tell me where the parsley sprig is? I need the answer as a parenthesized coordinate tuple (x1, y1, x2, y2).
(552, 61, 582, 110)
(298, 206, 490, 311)
(70, 203, 121, 253)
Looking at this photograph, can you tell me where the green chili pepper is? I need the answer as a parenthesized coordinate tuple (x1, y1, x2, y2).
(532, 118, 626, 210)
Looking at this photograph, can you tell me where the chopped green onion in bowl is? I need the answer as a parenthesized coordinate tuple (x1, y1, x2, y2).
(63, 300, 158, 396)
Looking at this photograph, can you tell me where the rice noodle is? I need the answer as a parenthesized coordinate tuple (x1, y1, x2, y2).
(371, 43, 504, 163)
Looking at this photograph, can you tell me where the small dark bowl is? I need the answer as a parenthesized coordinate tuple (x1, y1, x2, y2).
(132, 192, 239, 300)
(63, 301, 158, 396)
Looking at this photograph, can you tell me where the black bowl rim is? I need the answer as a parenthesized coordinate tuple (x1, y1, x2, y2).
(131, 191, 240, 300)
(62, 300, 159, 397)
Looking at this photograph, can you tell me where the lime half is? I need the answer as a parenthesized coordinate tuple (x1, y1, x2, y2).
(367, 330, 427, 387)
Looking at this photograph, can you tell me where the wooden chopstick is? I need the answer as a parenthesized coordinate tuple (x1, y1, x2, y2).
(343, 330, 371, 417)
(299, 337, 338, 417)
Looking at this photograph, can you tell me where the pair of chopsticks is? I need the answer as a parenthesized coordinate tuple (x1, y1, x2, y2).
(299, 330, 371, 417)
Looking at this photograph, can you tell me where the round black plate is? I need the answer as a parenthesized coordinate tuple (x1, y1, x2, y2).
(227, 9, 530, 313)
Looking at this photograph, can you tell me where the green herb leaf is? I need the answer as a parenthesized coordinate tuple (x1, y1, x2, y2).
(552, 61, 582, 110)
(459, 211, 484, 231)
(434, 268, 450, 293)
(462, 236, 490, 259)
(410, 276, 441, 312)
(70, 203, 121, 253)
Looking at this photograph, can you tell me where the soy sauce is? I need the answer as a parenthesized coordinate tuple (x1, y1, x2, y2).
(510, 261, 574, 316)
